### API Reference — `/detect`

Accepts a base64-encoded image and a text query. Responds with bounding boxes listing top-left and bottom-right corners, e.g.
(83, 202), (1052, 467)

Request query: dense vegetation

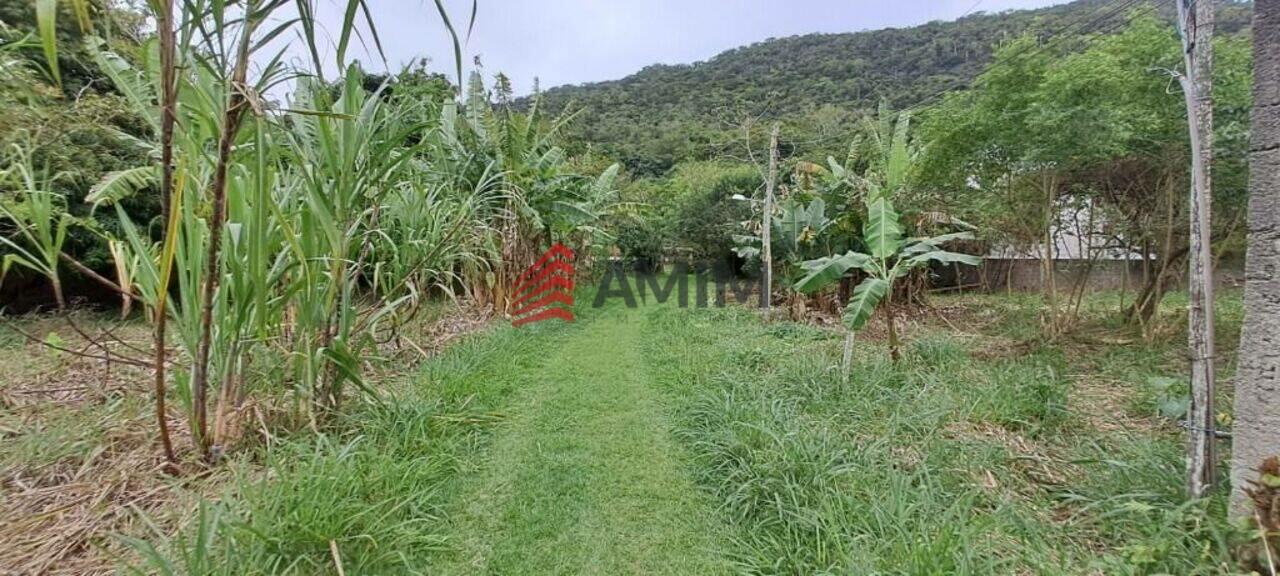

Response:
(0, 0), (618, 467)
(0, 3), (152, 279)
(608, 6), (1253, 344)
(0, 0), (1271, 573)
(531, 0), (1252, 175)
(86, 290), (1242, 574)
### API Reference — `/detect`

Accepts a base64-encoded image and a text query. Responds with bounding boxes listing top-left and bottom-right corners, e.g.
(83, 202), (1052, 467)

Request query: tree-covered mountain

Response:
(526, 0), (1251, 175)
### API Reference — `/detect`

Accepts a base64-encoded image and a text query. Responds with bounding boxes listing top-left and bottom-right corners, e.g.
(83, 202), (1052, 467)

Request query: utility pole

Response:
(1230, 0), (1280, 515)
(762, 123), (779, 312)
(1176, 0), (1216, 498)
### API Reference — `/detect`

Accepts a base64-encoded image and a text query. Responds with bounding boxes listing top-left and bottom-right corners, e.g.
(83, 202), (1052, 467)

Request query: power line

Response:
(981, 0), (1161, 77)
(958, 0), (989, 21)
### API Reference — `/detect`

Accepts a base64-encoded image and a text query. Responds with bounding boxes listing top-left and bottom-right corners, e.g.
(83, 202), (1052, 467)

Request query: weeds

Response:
(643, 292), (1243, 574)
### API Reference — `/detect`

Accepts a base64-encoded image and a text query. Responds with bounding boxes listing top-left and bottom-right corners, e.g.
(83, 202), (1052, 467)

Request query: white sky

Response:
(288, 0), (1075, 94)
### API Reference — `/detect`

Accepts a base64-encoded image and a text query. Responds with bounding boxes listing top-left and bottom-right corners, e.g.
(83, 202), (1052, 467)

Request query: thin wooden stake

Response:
(762, 123), (779, 311)
(1176, 0), (1216, 498)
(329, 540), (346, 576)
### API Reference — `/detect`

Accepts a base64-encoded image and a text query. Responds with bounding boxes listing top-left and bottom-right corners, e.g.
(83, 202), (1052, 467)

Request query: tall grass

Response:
(117, 318), (558, 575)
(642, 300), (1240, 574)
(3, 0), (618, 465)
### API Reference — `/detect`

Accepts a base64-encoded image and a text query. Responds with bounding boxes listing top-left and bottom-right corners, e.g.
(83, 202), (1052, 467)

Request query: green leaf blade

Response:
(794, 251), (872, 294)
(36, 0), (61, 88)
(863, 197), (903, 260)
(844, 277), (888, 331)
(900, 249), (981, 276)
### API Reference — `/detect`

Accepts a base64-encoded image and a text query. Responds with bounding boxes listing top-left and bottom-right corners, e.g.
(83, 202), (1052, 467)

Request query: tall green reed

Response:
(7, 0), (615, 467)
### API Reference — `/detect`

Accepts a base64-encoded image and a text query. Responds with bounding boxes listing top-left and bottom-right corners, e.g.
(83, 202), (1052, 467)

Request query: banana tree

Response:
(794, 195), (978, 370)
(732, 196), (837, 317)
(733, 197), (832, 262)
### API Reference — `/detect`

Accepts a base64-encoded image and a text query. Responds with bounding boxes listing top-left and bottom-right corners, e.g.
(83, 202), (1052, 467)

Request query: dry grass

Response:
(0, 311), (204, 575)
(0, 303), (492, 575)
(1067, 374), (1165, 434)
(375, 301), (493, 368)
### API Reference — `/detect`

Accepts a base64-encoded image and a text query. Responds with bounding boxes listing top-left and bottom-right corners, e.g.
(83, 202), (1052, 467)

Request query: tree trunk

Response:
(838, 276), (852, 313)
(1231, 0), (1280, 514)
(762, 123), (778, 312)
(50, 275), (65, 311)
(885, 301), (901, 363)
(840, 329), (854, 380)
(190, 19), (254, 459)
(1127, 168), (1186, 328)
(1176, 0), (1216, 498)
(151, 0), (178, 469)
(1127, 244), (1190, 326)
(1041, 172), (1060, 335)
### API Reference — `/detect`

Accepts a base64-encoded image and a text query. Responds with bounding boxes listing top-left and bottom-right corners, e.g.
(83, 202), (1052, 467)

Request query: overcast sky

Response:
(296, 0), (1073, 94)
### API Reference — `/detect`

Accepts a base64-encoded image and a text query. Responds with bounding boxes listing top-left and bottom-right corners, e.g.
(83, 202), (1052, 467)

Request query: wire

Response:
(958, 0), (988, 20)
(985, 0), (1160, 76)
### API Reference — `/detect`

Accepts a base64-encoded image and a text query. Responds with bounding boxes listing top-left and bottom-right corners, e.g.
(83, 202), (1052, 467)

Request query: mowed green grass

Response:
(136, 289), (1243, 575)
(428, 304), (730, 575)
(127, 298), (731, 575)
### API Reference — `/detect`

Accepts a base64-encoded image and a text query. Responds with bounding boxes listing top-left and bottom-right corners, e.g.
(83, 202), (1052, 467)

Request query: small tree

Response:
(794, 195), (978, 370)
(793, 106), (980, 370)
(733, 198), (833, 271)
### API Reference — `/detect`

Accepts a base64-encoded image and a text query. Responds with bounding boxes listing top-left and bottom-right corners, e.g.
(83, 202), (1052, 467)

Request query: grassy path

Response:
(163, 292), (1239, 573)
(429, 305), (730, 575)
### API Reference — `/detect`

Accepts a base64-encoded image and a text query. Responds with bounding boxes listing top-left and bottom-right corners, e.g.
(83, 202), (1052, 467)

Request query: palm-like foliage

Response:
(795, 196), (978, 361)
(825, 104), (921, 206)
(0, 144), (73, 308)
(4, 0), (618, 464)
(439, 72), (620, 310)
(733, 197), (834, 281)
(795, 107), (978, 364)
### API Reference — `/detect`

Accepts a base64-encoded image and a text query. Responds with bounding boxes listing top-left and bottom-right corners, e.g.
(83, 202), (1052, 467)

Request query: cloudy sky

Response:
(297, 0), (1072, 94)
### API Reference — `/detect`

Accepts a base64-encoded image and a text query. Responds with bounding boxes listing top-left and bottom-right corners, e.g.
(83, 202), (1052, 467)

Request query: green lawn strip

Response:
(428, 303), (731, 575)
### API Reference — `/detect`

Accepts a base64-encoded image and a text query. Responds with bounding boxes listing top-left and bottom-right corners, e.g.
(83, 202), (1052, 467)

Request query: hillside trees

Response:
(532, 0), (1253, 176)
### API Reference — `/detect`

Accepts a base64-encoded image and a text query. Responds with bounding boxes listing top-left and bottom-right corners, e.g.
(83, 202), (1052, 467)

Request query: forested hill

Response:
(527, 0), (1251, 175)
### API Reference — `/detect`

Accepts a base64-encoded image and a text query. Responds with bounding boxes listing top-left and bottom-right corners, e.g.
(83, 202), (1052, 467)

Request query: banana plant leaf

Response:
(844, 276), (889, 331)
(794, 250), (872, 294)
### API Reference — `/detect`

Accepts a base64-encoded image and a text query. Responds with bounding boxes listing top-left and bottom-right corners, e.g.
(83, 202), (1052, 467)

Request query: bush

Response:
(666, 162), (759, 264)
(614, 217), (666, 272)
